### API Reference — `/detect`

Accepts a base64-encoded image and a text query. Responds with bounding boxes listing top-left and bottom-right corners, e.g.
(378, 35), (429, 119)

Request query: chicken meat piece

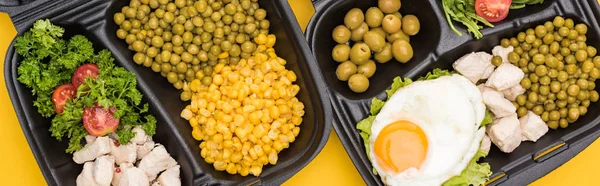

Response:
(73, 136), (112, 164)
(85, 135), (97, 144)
(138, 145), (178, 181)
(501, 84), (526, 101)
(119, 163), (149, 186)
(156, 165), (181, 186)
(76, 162), (102, 186)
(487, 114), (522, 153)
(477, 84), (495, 94)
(519, 111), (549, 142)
(111, 166), (123, 186)
(93, 155), (114, 186)
(110, 140), (137, 165)
(486, 63), (524, 91)
(453, 52), (496, 83)
(132, 126), (149, 145)
(137, 140), (156, 160)
(482, 88), (516, 118)
(492, 45), (515, 64)
(480, 135), (492, 154)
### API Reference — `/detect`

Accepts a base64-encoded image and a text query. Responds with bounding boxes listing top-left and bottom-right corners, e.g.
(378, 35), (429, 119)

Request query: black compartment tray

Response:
(3, 0), (332, 185)
(306, 0), (600, 185)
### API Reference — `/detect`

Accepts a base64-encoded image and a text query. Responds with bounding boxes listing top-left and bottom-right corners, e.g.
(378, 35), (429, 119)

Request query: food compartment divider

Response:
(4, 0), (333, 185)
(305, 0), (600, 185)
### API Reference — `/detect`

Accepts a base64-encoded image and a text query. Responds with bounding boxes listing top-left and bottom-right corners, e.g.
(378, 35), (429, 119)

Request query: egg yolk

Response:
(374, 120), (428, 174)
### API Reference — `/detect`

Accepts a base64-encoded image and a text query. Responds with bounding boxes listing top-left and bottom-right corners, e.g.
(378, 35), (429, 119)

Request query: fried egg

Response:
(369, 74), (486, 186)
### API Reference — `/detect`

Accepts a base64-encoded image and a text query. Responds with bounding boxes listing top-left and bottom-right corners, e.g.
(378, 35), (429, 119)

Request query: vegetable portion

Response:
(510, 0), (544, 9)
(15, 19), (157, 153)
(475, 0), (512, 23)
(442, 0), (494, 39)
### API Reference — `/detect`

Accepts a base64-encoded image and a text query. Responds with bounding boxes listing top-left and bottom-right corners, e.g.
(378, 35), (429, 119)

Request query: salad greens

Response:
(355, 69), (493, 183)
(15, 19), (156, 153)
(441, 0), (494, 39)
(511, 0), (545, 9)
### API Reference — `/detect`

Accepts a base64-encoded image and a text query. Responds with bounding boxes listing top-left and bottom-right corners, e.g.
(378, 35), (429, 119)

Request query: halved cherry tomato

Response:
(82, 105), (120, 136)
(72, 64), (99, 87)
(51, 84), (77, 114)
(475, 0), (512, 23)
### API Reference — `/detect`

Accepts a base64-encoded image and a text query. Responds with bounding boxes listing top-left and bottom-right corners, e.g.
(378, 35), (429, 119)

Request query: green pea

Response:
(529, 92), (539, 103)
(541, 111), (550, 122)
(517, 107), (528, 117)
(540, 76), (551, 85)
(532, 54), (545, 65)
(508, 52), (520, 63)
(568, 107), (580, 120)
(517, 95), (527, 106)
(521, 78), (532, 89)
(501, 38), (511, 48)
(492, 56), (503, 66)
(591, 90), (599, 102)
(535, 65), (548, 76)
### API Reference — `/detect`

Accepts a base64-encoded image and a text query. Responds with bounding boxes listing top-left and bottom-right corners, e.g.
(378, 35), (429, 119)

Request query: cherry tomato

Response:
(82, 105), (120, 136)
(72, 64), (100, 87)
(51, 84), (77, 114)
(475, 0), (512, 23)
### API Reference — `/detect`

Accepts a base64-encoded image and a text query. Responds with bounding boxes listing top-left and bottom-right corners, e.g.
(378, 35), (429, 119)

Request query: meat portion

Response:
(76, 162), (101, 186)
(501, 84), (526, 101)
(138, 145), (178, 181)
(480, 135), (492, 154)
(453, 52), (496, 83)
(487, 114), (522, 153)
(156, 165), (181, 186)
(492, 45), (514, 64)
(137, 140), (156, 160)
(486, 63), (524, 91)
(110, 140), (137, 165)
(85, 135), (97, 144)
(119, 163), (149, 186)
(519, 111), (549, 142)
(92, 155), (114, 186)
(73, 136), (112, 164)
(112, 166), (123, 186)
(482, 88), (516, 118)
(132, 126), (149, 145)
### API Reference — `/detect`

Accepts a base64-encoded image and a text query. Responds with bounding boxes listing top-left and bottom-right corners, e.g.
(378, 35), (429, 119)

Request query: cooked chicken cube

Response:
(93, 155), (114, 186)
(138, 145), (178, 181)
(477, 84), (495, 94)
(85, 135), (97, 144)
(73, 136), (112, 164)
(111, 166), (123, 186)
(492, 45), (514, 64)
(487, 114), (522, 153)
(519, 111), (549, 142)
(453, 52), (496, 83)
(137, 140), (156, 160)
(482, 89), (516, 118)
(486, 63), (524, 91)
(480, 135), (492, 154)
(76, 162), (101, 186)
(119, 163), (149, 186)
(132, 126), (149, 145)
(501, 84), (526, 101)
(156, 165), (181, 186)
(110, 140), (137, 165)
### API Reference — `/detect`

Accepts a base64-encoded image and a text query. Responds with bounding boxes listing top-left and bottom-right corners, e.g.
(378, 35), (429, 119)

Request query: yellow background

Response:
(0, 0), (598, 185)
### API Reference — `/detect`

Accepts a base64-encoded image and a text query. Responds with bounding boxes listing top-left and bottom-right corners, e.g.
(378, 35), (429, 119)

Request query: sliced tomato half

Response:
(475, 0), (512, 23)
(72, 64), (100, 87)
(83, 105), (120, 136)
(51, 84), (77, 114)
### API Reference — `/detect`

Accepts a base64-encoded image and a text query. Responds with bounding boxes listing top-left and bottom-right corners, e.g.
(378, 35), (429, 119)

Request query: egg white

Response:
(369, 74), (486, 186)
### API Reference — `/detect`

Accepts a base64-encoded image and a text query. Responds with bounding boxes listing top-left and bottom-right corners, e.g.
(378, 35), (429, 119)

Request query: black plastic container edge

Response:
(3, 0), (333, 185)
(306, 0), (600, 185)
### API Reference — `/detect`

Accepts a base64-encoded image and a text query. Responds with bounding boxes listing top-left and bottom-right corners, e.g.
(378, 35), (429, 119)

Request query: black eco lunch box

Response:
(1, 0), (332, 185)
(306, 0), (600, 185)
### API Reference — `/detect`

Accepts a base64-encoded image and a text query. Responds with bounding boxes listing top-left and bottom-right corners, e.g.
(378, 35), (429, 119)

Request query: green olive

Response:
(332, 44), (351, 62)
(364, 31), (386, 52)
(370, 27), (387, 39)
(344, 8), (365, 30)
(382, 14), (402, 34)
(387, 30), (410, 43)
(348, 74), (370, 93)
(336, 61), (358, 81)
(379, 0), (401, 13)
(401, 15), (420, 36)
(350, 43), (372, 65)
(358, 60), (377, 78)
(392, 39), (413, 63)
(375, 43), (393, 63)
(351, 22), (369, 41)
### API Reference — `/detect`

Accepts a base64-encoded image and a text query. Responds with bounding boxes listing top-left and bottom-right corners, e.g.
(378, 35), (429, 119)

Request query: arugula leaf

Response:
(441, 0), (494, 39)
(443, 150), (492, 186)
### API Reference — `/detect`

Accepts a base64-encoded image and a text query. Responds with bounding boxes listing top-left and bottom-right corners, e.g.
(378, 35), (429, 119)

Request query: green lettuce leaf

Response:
(443, 150), (492, 186)
(481, 109), (493, 127)
(370, 98), (384, 116)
